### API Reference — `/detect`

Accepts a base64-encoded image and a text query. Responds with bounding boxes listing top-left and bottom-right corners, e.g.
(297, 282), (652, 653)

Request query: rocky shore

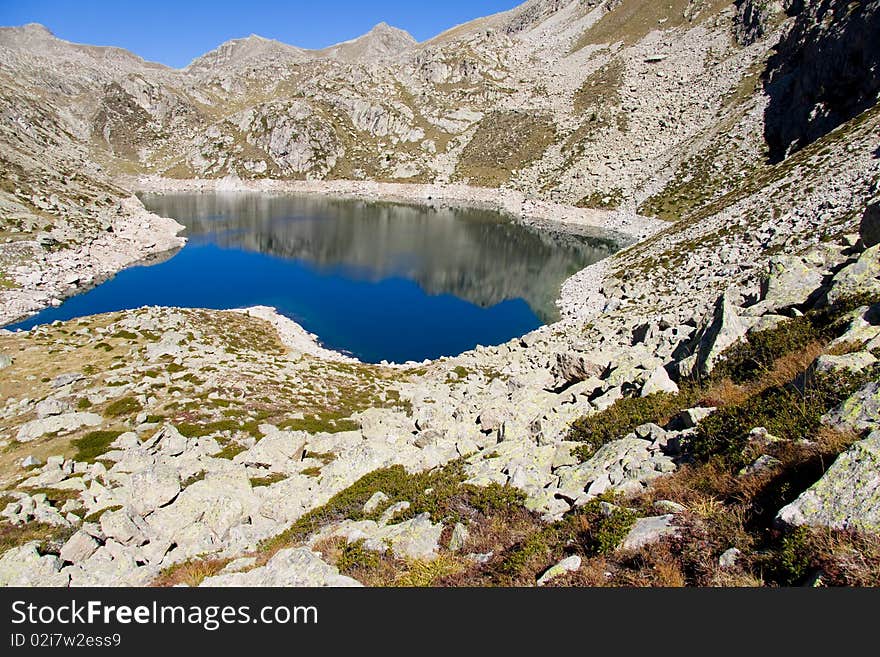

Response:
(0, 197), (186, 326)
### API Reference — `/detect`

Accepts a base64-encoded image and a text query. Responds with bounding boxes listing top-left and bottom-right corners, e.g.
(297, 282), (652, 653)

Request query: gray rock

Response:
(379, 501), (410, 525)
(200, 548), (361, 587)
(826, 244), (880, 305)
(0, 353), (12, 369)
(59, 530), (100, 563)
(653, 500), (687, 514)
(128, 465), (181, 516)
(35, 397), (70, 418)
(449, 522), (469, 552)
(16, 412), (103, 442)
(814, 352), (877, 374)
(20, 455), (42, 468)
(374, 513), (442, 560)
(620, 515), (677, 551)
(824, 382), (880, 434)
(739, 454), (782, 476)
(776, 431), (880, 532)
(719, 547), (742, 569)
(551, 351), (605, 387)
(0, 542), (68, 586)
(537, 555), (581, 586)
(679, 406), (716, 429)
(100, 508), (147, 546)
(640, 366), (678, 397)
(688, 290), (749, 376)
(758, 255), (824, 312)
(363, 491), (389, 514)
(52, 372), (83, 388)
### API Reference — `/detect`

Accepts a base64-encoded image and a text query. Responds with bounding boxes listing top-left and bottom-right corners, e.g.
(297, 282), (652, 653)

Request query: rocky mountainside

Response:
(0, 0), (879, 587)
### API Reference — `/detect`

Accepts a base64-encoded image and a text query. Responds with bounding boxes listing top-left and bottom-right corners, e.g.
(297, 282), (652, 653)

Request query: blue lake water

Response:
(6, 193), (621, 363)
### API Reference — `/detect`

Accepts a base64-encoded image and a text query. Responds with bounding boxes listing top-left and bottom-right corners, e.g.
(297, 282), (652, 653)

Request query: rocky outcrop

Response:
(777, 431), (880, 532)
(763, 0), (880, 161)
(733, 0), (778, 45)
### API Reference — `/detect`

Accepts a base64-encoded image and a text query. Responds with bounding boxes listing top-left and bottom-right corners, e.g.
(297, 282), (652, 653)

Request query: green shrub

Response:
(569, 390), (697, 461)
(466, 483), (526, 515)
(689, 366), (878, 464)
(338, 539), (381, 573)
(715, 316), (821, 384)
(576, 499), (637, 556)
(72, 430), (124, 462)
(104, 396), (142, 418)
(762, 527), (814, 585)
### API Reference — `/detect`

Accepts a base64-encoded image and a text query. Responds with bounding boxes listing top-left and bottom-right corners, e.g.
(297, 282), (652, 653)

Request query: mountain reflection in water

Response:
(7, 193), (622, 363)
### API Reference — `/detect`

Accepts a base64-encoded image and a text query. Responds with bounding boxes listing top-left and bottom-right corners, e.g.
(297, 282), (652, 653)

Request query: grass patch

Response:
(22, 487), (81, 505)
(250, 473), (286, 487)
(104, 396), (142, 418)
(279, 414), (359, 434)
(569, 390), (699, 461)
(263, 462), (527, 554)
(0, 521), (74, 555)
(454, 110), (557, 187)
(214, 442), (247, 460)
(72, 430), (124, 463)
(304, 451), (336, 465)
(82, 505), (122, 523)
(153, 558), (231, 587)
(688, 366), (879, 466)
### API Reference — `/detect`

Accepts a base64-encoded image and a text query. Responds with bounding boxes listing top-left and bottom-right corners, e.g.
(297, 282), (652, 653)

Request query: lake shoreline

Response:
(3, 178), (663, 365)
(129, 176), (666, 352)
(129, 176), (665, 243)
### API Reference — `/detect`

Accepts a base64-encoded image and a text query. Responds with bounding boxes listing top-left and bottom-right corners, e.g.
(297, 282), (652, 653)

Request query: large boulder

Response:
(0, 542), (69, 586)
(16, 412), (103, 442)
(200, 547), (361, 587)
(826, 244), (880, 305)
(127, 464), (181, 516)
(620, 515), (678, 551)
(550, 352), (606, 388)
(824, 382), (880, 434)
(776, 431), (880, 532)
(752, 255), (824, 314)
(59, 530), (100, 564)
(640, 366), (678, 397)
(681, 291), (748, 377)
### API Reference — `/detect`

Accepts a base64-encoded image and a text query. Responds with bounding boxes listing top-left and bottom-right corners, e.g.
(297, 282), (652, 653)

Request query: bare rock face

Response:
(680, 291), (748, 377)
(733, 0), (779, 45)
(763, 0), (880, 161)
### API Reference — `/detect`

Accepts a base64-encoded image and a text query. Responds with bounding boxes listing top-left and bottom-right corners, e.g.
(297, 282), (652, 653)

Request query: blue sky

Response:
(0, 0), (522, 68)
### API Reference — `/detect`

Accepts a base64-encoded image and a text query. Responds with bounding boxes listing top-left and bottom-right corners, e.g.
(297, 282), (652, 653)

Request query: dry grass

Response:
(454, 111), (557, 186)
(152, 558), (231, 587)
(700, 340), (826, 408)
